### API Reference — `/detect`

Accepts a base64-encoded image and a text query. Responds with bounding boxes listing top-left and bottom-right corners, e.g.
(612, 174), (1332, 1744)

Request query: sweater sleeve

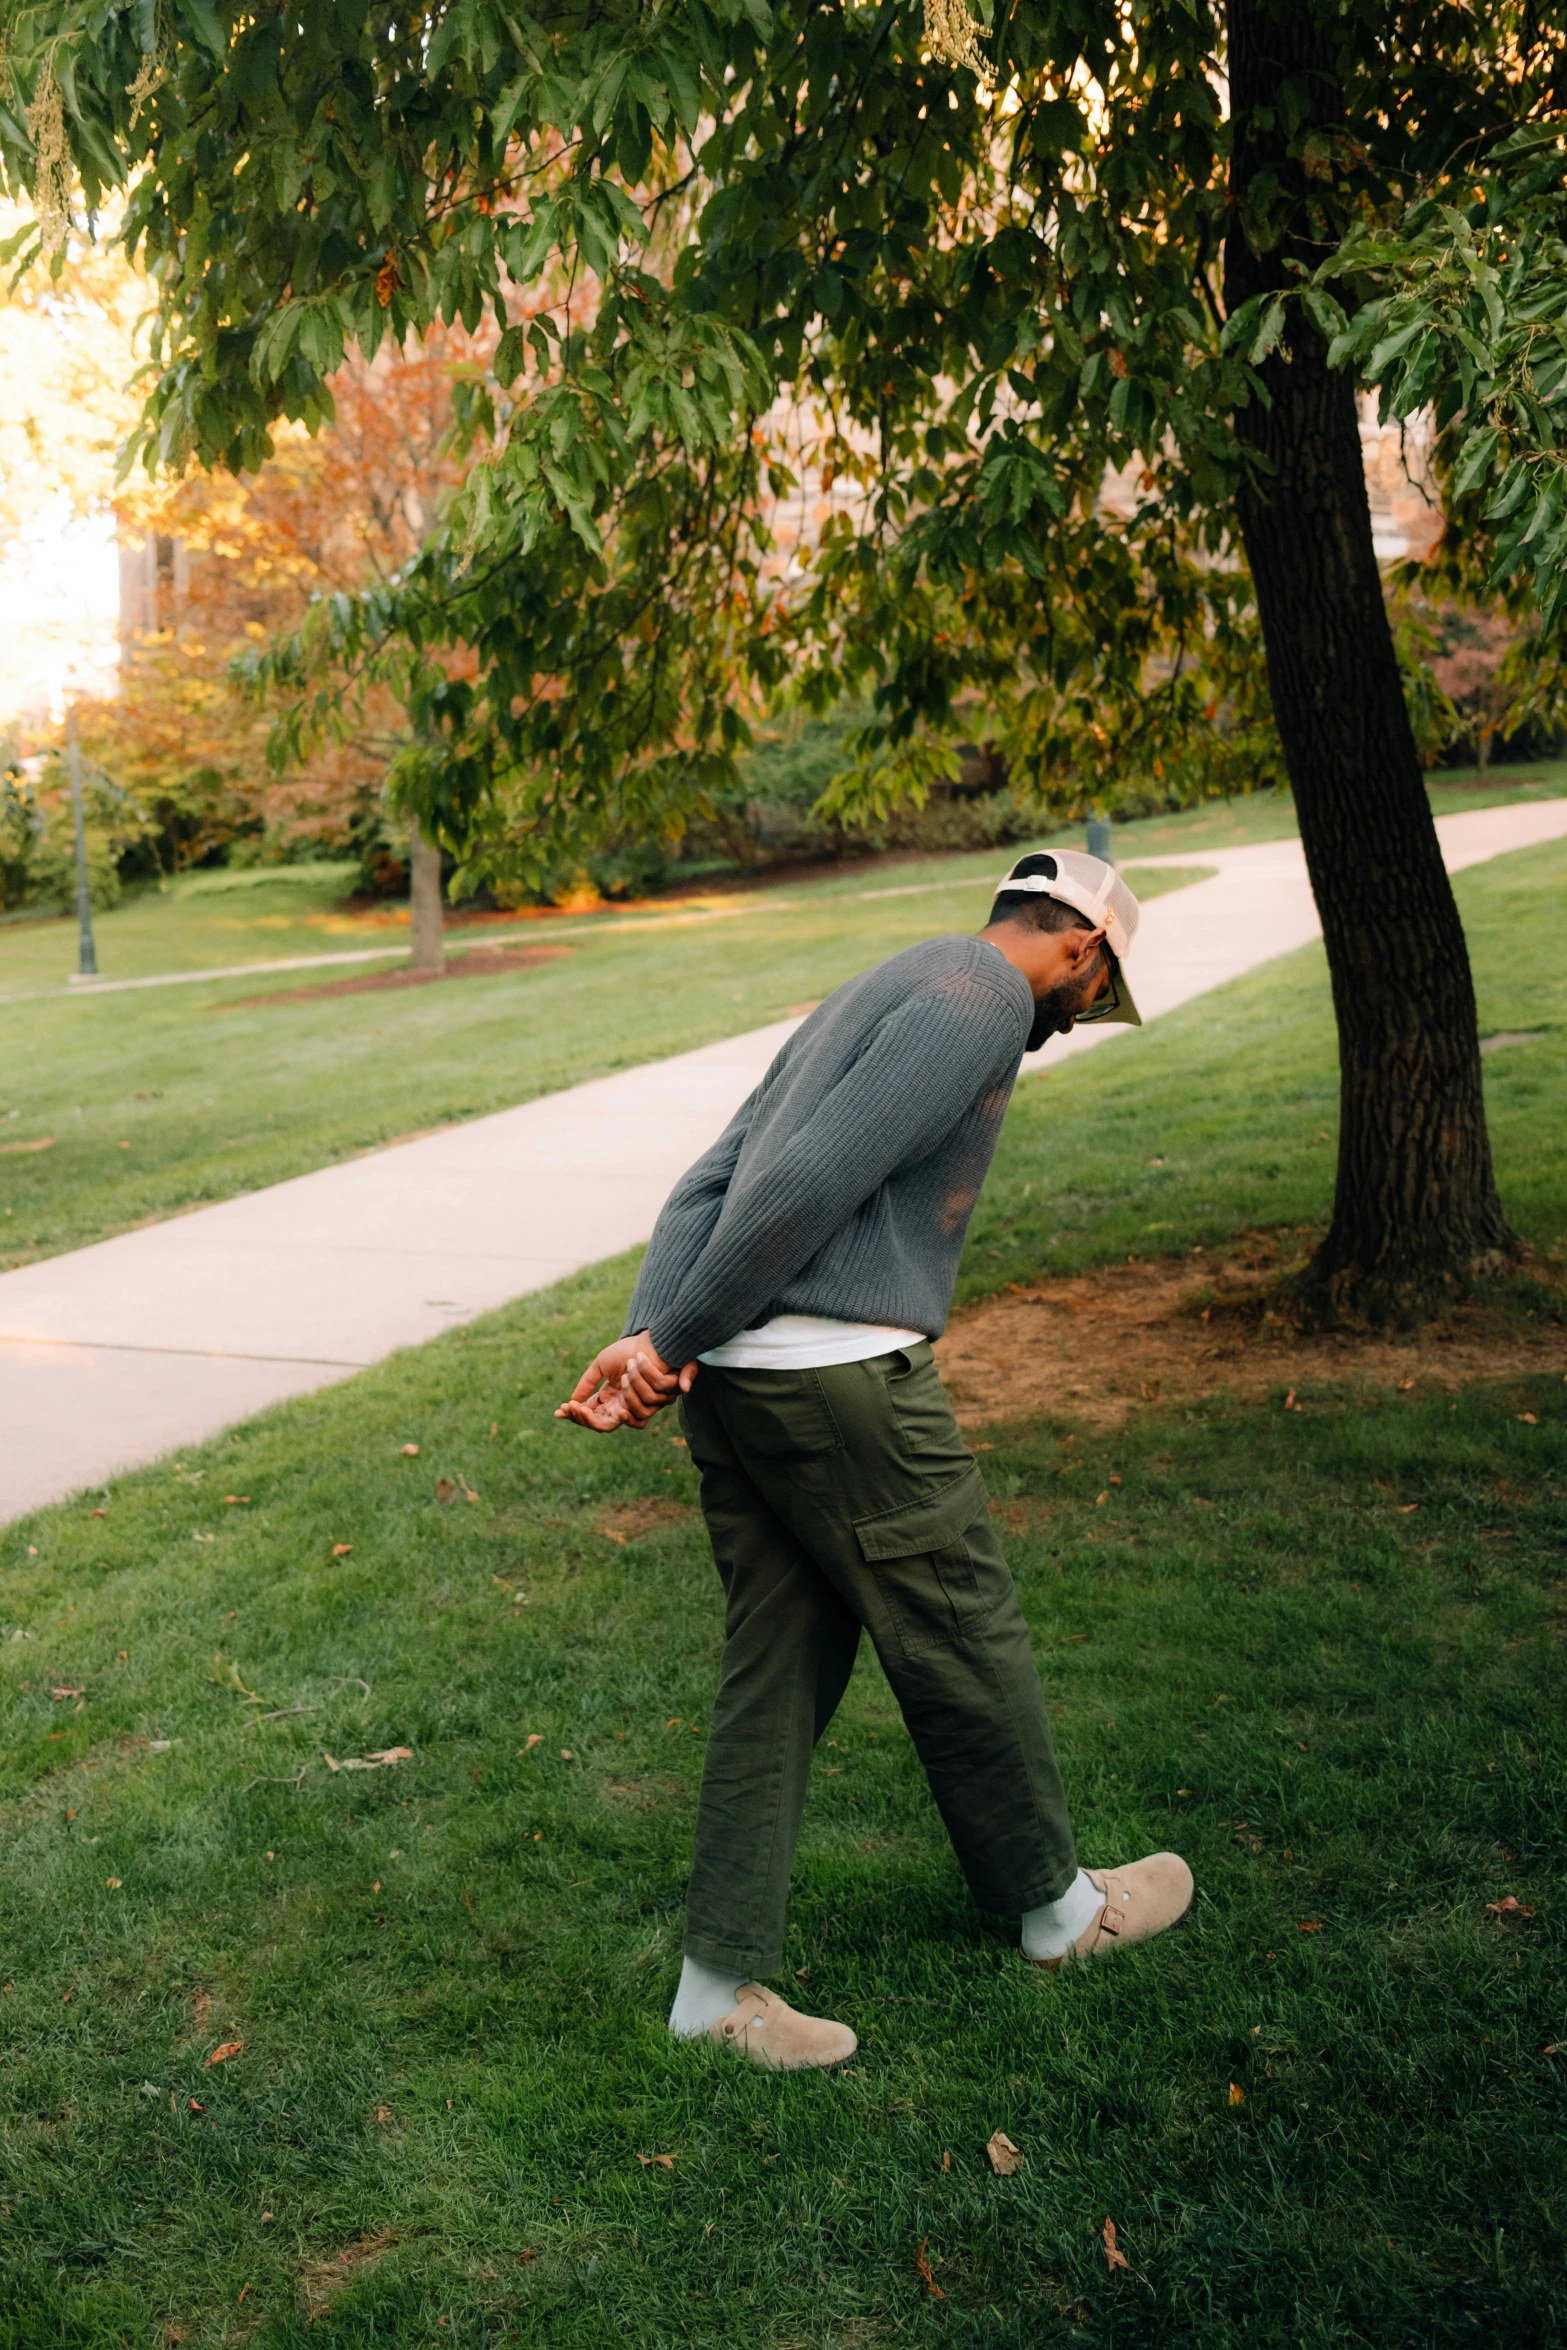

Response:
(647, 975), (1025, 1367)
(620, 1084), (762, 1342)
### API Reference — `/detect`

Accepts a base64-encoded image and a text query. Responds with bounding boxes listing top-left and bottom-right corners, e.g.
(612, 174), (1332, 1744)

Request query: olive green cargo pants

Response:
(678, 1342), (1078, 1976)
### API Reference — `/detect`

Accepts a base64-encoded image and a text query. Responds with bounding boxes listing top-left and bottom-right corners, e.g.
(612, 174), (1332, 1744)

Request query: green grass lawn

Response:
(2, 826), (1564, 2346)
(0, 851), (1207, 1270)
(4, 768), (1565, 1275)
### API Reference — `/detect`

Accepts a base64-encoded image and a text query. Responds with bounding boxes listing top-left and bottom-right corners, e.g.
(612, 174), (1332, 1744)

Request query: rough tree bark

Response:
(1224, 0), (1517, 1322)
(408, 816), (445, 978)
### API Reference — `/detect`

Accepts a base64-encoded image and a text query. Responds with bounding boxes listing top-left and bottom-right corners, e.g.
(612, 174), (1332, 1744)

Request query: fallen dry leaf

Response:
(105, 1876), (122, 1890)
(1103, 2216), (1130, 2273)
(331, 1543), (354, 1557)
(916, 2239), (946, 2298)
(223, 1495), (250, 1505)
(88, 1508), (105, 1519)
(50, 1686), (85, 1701)
(941, 2149), (951, 2174)
(1283, 1388), (1297, 1410)
(1518, 1412), (1539, 1425)
(435, 1479), (456, 1503)
(332, 1746), (414, 1773)
(1228, 2081), (1246, 2106)
(205, 2040), (243, 2067)
(188, 2097), (204, 2113)
(1397, 1503), (1419, 1514)
(1485, 1895), (1536, 1919)
(522, 1733), (542, 1752)
(401, 1443), (420, 1456)
(635, 2152), (676, 2169)
(985, 2129), (1024, 2177)
(1298, 1919), (1324, 1933)
(1397, 1378), (1415, 1392)
(375, 2105), (393, 2123)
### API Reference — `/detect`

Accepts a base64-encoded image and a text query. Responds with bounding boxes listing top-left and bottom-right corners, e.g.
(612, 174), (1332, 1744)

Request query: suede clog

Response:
(706, 1983), (857, 2069)
(1029, 1852), (1195, 1967)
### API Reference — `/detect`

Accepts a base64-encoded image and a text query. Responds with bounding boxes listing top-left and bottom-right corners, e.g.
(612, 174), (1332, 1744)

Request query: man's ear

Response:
(1072, 923), (1108, 970)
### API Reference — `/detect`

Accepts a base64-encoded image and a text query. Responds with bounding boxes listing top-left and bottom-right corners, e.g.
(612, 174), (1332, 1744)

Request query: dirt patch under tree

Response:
(214, 944), (572, 1009)
(936, 1233), (1567, 1430)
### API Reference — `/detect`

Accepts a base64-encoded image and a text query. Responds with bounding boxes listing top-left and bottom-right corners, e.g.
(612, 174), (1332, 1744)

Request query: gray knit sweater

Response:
(624, 935), (1035, 1367)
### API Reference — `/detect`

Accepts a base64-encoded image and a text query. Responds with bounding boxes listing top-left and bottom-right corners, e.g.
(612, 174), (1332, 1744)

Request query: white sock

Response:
(668, 1954), (745, 2037)
(1021, 1869), (1104, 1962)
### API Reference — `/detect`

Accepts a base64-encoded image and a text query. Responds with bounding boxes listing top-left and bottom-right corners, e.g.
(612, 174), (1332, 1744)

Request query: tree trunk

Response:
(1224, 0), (1516, 1322)
(408, 817), (445, 978)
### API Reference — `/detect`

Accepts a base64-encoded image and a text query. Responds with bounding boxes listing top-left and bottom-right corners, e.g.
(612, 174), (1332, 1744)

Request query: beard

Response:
(1026, 982), (1093, 1052)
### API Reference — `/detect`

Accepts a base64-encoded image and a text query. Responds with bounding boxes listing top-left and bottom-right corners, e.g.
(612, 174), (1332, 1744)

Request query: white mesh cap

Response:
(992, 849), (1143, 1026)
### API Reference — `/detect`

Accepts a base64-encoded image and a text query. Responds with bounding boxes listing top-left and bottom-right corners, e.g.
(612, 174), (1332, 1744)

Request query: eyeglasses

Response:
(1070, 952), (1123, 1024)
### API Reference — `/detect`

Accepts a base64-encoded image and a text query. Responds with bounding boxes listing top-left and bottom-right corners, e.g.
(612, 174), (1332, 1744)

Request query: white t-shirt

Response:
(698, 1313), (925, 1371)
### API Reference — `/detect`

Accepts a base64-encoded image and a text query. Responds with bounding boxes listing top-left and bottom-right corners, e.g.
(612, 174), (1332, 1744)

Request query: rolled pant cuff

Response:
(684, 1928), (779, 1980)
(1000, 1862), (1081, 1914)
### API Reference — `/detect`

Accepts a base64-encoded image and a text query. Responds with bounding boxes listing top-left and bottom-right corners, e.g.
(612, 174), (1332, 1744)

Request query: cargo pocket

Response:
(852, 1460), (999, 1658)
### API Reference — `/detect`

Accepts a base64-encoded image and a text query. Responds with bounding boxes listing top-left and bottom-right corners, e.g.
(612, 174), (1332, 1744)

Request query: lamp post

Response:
(1086, 813), (1114, 865)
(67, 719), (99, 980)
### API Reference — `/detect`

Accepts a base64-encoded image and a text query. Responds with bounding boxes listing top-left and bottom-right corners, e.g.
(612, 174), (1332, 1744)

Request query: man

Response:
(557, 850), (1194, 2068)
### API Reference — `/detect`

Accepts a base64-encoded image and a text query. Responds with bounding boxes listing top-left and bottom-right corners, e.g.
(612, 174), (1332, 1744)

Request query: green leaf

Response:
(1485, 457), (1532, 522)
(1248, 299), (1288, 366)
(493, 324), (529, 388)
(1452, 425), (1500, 498)
(1366, 319), (1425, 378)
(183, 0), (229, 62)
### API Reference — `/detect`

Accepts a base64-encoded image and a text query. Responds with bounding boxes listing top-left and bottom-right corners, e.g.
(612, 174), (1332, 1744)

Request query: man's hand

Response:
(554, 1332), (697, 1433)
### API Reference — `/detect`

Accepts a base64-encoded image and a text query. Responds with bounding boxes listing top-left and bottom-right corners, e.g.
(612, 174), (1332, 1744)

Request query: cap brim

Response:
(1084, 952), (1142, 1028)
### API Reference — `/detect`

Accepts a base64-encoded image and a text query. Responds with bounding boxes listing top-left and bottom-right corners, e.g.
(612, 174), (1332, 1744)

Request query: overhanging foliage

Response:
(1, 3), (1562, 871)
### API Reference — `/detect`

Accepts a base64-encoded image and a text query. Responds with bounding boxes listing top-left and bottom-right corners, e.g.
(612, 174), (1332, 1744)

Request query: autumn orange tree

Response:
(81, 327), (489, 880)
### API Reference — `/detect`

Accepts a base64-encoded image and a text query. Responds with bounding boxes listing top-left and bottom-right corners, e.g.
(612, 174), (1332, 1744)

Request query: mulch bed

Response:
(213, 945), (573, 1009)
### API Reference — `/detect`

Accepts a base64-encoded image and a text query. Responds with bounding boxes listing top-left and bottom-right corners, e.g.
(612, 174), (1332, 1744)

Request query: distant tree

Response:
(94, 330), (486, 904)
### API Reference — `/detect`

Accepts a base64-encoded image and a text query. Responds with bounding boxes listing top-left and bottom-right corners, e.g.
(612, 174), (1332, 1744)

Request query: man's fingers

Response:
(567, 1354), (611, 1405)
(622, 1356), (676, 1412)
(556, 1393), (625, 1432)
(677, 1360), (700, 1393)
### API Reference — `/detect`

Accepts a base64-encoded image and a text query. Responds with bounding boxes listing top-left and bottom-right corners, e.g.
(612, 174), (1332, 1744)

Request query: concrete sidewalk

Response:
(4, 797), (1564, 1522)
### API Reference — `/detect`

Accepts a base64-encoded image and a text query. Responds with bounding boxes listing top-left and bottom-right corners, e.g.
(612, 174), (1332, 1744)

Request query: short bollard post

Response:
(68, 723), (99, 981)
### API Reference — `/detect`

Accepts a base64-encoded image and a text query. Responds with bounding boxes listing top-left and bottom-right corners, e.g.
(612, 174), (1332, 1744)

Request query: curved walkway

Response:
(3, 798), (1564, 1523)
